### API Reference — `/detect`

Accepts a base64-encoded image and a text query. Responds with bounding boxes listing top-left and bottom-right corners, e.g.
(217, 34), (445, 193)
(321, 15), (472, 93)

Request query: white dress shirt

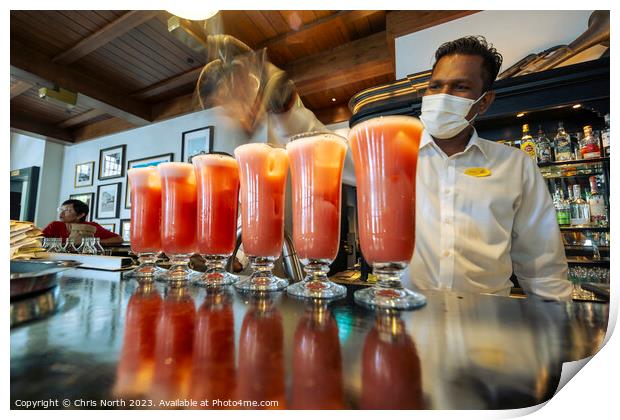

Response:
(405, 129), (573, 300)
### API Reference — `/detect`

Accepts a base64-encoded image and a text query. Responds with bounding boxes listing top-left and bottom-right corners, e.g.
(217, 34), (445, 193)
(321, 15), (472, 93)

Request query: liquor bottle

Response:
(588, 176), (607, 226)
(553, 190), (570, 226)
(535, 126), (552, 164)
(579, 125), (602, 159)
(570, 184), (590, 226)
(554, 121), (572, 161)
(520, 124), (536, 160)
(601, 114), (610, 157)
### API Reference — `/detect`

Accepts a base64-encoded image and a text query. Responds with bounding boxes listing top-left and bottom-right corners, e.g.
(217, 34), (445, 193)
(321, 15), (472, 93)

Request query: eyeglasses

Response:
(57, 207), (76, 213)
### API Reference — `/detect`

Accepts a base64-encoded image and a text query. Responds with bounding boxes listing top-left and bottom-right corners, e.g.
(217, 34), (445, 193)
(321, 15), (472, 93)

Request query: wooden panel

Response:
(11, 88), (92, 124)
(386, 10), (478, 39)
(53, 11), (160, 65)
(72, 116), (136, 142)
(11, 111), (74, 142)
(58, 109), (108, 128)
(286, 31), (392, 96)
(10, 80), (34, 99)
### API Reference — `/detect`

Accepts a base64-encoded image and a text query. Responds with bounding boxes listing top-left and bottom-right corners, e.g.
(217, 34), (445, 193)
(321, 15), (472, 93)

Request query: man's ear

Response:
(477, 90), (495, 115)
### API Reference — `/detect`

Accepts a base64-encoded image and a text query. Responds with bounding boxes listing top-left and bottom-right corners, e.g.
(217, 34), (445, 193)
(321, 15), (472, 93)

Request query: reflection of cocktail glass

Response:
(192, 153), (240, 287)
(286, 132), (347, 300)
(361, 310), (423, 409)
(158, 163), (198, 285)
(123, 167), (166, 280)
(349, 116), (427, 310)
(292, 301), (344, 409)
(234, 143), (289, 292)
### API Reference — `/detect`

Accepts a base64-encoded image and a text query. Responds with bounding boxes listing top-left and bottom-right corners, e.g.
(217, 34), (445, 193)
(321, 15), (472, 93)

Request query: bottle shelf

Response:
(560, 226), (609, 232)
(564, 245), (609, 252)
(567, 257), (610, 266)
(538, 156), (609, 168)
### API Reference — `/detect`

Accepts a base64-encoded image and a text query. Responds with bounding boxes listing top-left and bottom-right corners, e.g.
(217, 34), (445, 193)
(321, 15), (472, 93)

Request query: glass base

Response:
(122, 253), (166, 281)
(157, 254), (199, 286)
(354, 262), (427, 310)
(192, 254), (239, 287)
(354, 286), (427, 310)
(287, 259), (346, 300)
(233, 256), (288, 292)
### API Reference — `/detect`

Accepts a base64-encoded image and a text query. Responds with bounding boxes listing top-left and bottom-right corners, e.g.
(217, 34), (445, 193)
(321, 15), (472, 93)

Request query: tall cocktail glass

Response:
(234, 143), (289, 292)
(286, 132), (347, 299)
(124, 167), (166, 280)
(193, 153), (240, 287)
(158, 162), (198, 285)
(349, 115), (426, 310)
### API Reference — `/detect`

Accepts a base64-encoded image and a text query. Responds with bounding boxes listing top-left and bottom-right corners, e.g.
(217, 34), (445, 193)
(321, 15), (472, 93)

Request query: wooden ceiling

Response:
(10, 10), (476, 144)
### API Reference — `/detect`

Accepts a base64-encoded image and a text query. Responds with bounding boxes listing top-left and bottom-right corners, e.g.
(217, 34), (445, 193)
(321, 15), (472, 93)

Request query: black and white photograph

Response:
(120, 219), (131, 242)
(96, 183), (121, 219)
(74, 161), (94, 188)
(98, 145), (126, 180)
(181, 126), (214, 163)
(68, 192), (95, 222)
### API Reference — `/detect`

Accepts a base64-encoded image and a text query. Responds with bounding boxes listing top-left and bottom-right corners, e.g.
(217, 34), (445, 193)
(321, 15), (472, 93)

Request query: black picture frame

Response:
(96, 183), (122, 219)
(125, 153), (174, 209)
(99, 222), (116, 233)
(98, 145), (126, 180)
(181, 126), (214, 163)
(69, 192), (95, 222)
(74, 161), (95, 188)
(120, 219), (131, 242)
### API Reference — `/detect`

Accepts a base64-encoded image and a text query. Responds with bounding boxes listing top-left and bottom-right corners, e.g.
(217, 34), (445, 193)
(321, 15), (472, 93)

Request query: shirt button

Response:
(442, 250), (450, 257)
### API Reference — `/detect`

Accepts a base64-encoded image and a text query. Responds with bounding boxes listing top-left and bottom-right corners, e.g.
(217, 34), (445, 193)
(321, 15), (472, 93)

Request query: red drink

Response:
(193, 154), (239, 256)
(158, 163), (197, 255)
(128, 167), (162, 253)
(286, 132), (348, 300)
(235, 143), (288, 257)
(234, 143), (289, 292)
(287, 133), (346, 261)
(349, 116), (422, 263)
(349, 116), (427, 310)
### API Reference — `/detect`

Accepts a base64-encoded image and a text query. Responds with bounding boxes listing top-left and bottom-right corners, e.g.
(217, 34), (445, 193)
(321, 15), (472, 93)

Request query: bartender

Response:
(408, 35), (572, 300)
(42, 199), (123, 245)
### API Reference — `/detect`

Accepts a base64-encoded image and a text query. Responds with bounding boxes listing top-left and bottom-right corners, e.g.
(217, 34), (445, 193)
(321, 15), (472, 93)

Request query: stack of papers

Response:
(10, 221), (47, 260)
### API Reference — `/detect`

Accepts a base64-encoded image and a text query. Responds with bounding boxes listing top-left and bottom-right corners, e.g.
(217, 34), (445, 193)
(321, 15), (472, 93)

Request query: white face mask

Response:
(420, 93), (486, 140)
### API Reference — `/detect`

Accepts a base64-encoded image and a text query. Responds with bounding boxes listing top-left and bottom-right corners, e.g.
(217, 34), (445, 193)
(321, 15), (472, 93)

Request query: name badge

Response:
(464, 167), (491, 177)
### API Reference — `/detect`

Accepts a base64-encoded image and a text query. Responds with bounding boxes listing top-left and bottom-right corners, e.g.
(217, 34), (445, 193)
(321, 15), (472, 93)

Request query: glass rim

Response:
(349, 114), (421, 130)
(288, 131), (347, 143)
(234, 141), (286, 152)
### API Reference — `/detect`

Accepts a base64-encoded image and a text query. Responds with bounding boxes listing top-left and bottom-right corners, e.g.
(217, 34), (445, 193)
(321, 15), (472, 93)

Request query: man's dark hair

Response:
(62, 199), (89, 222)
(433, 36), (503, 92)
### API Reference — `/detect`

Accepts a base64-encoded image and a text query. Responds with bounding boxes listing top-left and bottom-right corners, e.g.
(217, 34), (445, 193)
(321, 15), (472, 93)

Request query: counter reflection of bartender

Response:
(42, 199), (123, 245)
(406, 36), (572, 300)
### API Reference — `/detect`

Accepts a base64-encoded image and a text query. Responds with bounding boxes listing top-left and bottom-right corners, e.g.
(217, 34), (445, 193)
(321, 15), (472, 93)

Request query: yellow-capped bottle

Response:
(520, 124), (537, 160)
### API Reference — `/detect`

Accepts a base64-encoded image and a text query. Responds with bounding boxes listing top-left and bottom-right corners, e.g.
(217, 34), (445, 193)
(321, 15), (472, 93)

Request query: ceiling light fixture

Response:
(166, 10), (219, 21)
(516, 112), (525, 118)
(572, 104), (582, 109)
(332, 98), (337, 102)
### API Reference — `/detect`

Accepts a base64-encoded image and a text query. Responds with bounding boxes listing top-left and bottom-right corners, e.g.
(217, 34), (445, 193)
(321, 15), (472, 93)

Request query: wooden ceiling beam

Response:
(314, 104), (352, 125)
(58, 109), (107, 128)
(10, 80), (34, 99)
(131, 66), (203, 100)
(255, 10), (379, 51)
(11, 112), (74, 143)
(72, 116), (136, 143)
(11, 38), (151, 126)
(286, 31), (392, 96)
(52, 11), (161, 65)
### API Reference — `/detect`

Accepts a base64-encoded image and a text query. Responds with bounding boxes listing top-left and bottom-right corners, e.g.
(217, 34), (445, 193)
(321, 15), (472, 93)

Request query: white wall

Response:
(10, 133), (46, 171)
(58, 107), (266, 232)
(395, 10), (594, 78)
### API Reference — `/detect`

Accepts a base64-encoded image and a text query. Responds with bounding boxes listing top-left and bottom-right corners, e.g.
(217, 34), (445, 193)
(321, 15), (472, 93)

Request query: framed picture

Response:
(125, 153), (174, 209)
(181, 126), (214, 163)
(120, 219), (131, 242)
(99, 222), (116, 233)
(74, 161), (94, 188)
(99, 145), (126, 180)
(96, 183), (122, 219)
(69, 192), (95, 222)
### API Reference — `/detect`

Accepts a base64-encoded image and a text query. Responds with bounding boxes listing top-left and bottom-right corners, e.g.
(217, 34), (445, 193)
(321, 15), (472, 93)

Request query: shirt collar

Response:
(420, 128), (489, 160)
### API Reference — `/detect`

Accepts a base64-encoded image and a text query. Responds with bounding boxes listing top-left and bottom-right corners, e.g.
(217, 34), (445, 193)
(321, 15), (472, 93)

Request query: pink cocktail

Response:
(125, 167), (165, 279)
(193, 153), (240, 286)
(349, 115), (426, 310)
(158, 162), (198, 284)
(234, 143), (289, 292)
(286, 132), (347, 299)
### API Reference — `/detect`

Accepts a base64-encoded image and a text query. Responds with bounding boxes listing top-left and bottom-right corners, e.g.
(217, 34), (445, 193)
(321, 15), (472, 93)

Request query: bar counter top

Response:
(11, 269), (608, 410)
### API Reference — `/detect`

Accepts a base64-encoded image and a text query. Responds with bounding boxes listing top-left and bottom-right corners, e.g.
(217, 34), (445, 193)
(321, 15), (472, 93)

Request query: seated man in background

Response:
(42, 199), (123, 245)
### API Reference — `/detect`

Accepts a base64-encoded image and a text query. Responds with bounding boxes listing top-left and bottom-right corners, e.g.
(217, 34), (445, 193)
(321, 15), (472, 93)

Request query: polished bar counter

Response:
(11, 269), (608, 410)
